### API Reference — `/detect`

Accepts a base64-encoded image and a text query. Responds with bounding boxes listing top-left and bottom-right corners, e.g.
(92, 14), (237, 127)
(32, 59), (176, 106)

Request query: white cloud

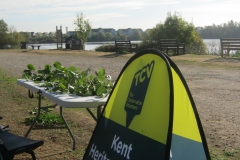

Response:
(88, 13), (128, 22)
(2, 0), (239, 32)
(160, 2), (179, 5)
(176, 0), (240, 26)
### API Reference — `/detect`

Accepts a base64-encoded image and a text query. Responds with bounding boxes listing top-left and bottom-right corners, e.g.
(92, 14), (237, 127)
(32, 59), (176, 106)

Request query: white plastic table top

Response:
(17, 79), (108, 108)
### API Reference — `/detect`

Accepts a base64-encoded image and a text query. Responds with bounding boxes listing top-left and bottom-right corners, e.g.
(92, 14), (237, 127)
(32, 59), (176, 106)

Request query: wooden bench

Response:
(220, 38), (240, 57)
(30, 45), (41, 50)
(159, 39), (185, 55)
(115, 40), (138, 53)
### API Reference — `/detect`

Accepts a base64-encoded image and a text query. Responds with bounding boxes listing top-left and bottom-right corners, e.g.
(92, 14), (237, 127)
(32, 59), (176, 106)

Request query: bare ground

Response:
(0, 49), (240, 159)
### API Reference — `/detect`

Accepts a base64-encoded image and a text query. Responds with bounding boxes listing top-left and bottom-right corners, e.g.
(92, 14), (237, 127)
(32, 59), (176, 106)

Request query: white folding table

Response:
(17, 79), (108, 150)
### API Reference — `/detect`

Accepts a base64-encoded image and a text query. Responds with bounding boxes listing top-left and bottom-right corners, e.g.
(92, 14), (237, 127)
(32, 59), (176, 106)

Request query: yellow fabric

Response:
(172, 68), (202, 142)
(103, 54), (170, 144)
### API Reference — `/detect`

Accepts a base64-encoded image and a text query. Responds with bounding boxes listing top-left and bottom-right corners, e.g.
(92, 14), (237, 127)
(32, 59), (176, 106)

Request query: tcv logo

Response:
(124, 60), (155, 128)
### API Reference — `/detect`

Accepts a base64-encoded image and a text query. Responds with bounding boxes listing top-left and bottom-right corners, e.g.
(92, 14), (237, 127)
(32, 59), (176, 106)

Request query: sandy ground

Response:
(0, 49), (240, 159)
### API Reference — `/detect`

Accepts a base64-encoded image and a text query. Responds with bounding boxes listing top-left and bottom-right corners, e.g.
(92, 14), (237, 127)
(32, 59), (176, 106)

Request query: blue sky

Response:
(1, 0), (239, 33)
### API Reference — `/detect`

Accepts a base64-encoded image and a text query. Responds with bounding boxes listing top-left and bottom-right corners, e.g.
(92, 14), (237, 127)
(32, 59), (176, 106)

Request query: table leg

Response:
(25, 90), (42, 137)
(24, 90), (76, 150)
(86, 108), (97, 121)
(86, 105), (104, 122)
(28, 89), (34, 98)
(97, 105), (104, 120)
(59, 106), (76, 150)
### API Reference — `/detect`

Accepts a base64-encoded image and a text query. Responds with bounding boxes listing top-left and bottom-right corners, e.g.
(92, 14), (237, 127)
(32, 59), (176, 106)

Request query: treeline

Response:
(22, 31), (142, 44)
(87, 30), (142, 42)
(97, 12), (207, 55)
(198, 20), (240, 39)
(0, 19), (25, 49)
(20, 32), (68, 44)
(24, 37), (57, 44)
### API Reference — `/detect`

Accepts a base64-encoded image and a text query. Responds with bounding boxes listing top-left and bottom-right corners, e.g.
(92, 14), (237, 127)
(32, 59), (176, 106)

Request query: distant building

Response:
(117, 28), (143, 36)
(30, 32), (35, 37)
(66, 28), (117, 38)
(89, 28), (117, 37)
(35, 32), (42, 37)
(49, 32), (55, 37)
(144, 29), (152, 33)
(42, 32), (49, 37)
(65, 33), (83, 50)
(66, 31), (75, 37)
(24, 27), (148, 38)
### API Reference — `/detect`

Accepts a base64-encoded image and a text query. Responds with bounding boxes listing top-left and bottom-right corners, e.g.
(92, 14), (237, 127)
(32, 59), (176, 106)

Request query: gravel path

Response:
(0, 51), (128, 81)
(0, 51), (240, 156)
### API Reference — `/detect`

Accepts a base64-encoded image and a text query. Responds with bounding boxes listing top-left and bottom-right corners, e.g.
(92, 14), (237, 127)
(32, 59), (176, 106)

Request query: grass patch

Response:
(1, 53), (240, 159)
(171, 54), (240, 70)
(24, 107), (64, 127)
(210, 147), (240, 160)
(0, 68), (96, 159)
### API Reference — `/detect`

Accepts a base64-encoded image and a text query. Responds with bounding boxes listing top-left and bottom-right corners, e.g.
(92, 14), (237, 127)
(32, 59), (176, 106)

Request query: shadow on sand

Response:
(204, 57), (240, 63)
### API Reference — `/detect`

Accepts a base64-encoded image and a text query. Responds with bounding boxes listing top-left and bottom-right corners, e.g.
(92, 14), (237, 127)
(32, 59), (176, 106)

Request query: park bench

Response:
(30, 45), (41, 50)
(115, 40), (138, 53)
(159, 39), (185, 55)
(220, 38), (240, 57)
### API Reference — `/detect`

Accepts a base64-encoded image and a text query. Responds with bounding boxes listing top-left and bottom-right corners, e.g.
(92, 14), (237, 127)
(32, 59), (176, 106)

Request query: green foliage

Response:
(139, 12), (207, 55)
(137, 40), (159, 52)
(87, 30), (137, 42)
(94, 44), (134, 53)
(199, 20), (240, 39)
(231, 51), (240, 58)
(98, 32), (106, 41)
(128, 29), (142, 41)
(224, 150), (235, 157)
(22, 62), (114, 98)
(0, 19), (9, 49)
(0, 20), (25, 49)
(105, 32), (114, 41)
(185, 39), (208, 55)
(8, 26), (25, 49)
(94, 44), (115, 52)
(25, 108), (64, 127)
(74, 12), (92, 43)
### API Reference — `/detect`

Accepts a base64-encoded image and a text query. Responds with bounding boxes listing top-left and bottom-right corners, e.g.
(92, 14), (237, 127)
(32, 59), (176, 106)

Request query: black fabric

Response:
(0, 131), (43, 160)
(0, 125), (10, 132)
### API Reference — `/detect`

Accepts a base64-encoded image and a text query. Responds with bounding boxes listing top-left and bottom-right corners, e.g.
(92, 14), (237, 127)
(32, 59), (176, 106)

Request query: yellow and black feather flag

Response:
(83, 48), (210, 160)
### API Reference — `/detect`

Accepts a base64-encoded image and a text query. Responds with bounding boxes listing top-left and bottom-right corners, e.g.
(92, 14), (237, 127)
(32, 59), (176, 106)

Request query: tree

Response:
(105, 32), (114, 41)
(20, 32), (31, 43)
(199, 20), (240, 39)
(98, 32), (106, 41)
(140, 12), (207, 54)
(88, 32), (99, 42)
(8, 25), (25, 48)
(129, 29), (142, 40)
(0, 19), (9, 48)
(120, 34), (127, 40)
(74, 12), (91, 43)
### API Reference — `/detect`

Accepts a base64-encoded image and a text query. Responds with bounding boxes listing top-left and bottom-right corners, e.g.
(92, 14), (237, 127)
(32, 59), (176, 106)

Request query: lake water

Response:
(27, 39), (222, 54)
(27, 41), (141, 51)
(203, 39), (221, 54)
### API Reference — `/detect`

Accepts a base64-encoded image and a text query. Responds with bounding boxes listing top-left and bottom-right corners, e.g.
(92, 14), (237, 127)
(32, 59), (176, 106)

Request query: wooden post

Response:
(60, 26), (62, 49)
(220, 38), (223, 57)
(56, 26), (58, 49)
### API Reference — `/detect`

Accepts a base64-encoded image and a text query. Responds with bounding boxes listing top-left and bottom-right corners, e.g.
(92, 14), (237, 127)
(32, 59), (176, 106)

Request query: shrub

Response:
(95, 44), (115, 52)
(231, 51), (240, 58)
(140, 12), (208, 55)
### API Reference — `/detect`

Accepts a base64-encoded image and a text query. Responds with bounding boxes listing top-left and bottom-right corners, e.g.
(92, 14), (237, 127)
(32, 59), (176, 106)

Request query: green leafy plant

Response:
(224, 150), (235, 157)
(22, 62), (113, 97)
(25, 108), (64, 127)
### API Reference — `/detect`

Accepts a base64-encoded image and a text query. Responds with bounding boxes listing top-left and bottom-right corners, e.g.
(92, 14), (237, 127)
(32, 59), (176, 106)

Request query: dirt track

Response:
(0, 50), (240, 159)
